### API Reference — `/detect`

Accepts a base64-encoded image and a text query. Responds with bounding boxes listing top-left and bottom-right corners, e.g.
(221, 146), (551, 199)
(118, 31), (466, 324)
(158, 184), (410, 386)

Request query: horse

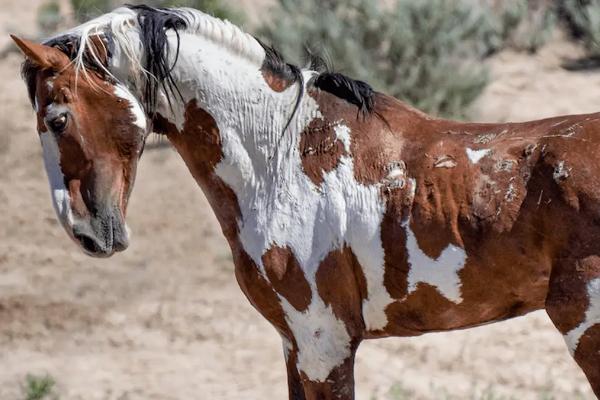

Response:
(11, 5), (600, 399)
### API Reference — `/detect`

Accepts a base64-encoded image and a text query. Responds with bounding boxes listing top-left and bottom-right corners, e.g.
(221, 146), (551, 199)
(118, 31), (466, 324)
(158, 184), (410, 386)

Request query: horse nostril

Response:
(74, 232), (102, 253)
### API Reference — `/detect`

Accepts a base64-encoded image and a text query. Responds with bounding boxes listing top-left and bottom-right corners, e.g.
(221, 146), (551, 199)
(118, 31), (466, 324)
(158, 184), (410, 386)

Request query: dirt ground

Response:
(1, 2), (599, 400)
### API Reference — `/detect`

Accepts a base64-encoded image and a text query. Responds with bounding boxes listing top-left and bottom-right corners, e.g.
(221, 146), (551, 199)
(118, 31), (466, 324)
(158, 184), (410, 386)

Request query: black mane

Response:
(257, 40), (376, 114)
(128, 5), (187, 113)
(22, 5), (376, 119)
(313, 72), (375, 114)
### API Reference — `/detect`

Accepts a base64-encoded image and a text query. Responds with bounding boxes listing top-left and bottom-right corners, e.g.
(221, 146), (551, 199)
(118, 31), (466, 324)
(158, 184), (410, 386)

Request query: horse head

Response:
(12, 35), (148, 257)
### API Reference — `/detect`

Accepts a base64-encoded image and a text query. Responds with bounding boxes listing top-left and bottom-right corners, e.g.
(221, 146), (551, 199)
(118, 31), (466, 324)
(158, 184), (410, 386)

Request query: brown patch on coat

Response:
(307, 89), (412, 186)
(299, 118), (347, 186)
(547, 256), (600, 334)
(381, 189), (411, 302)
(262, 69), (294, 92)
(156, 101), (241, 240)
(283, 346), (306, 400)
(382, 160), (564, 335)
(234, 242), (290, 335)
(315, 247), (367, 337)
(299, 344), (359, 400)
(157, 100), (221, 172)
(262, 246), (312, 312)
(573, 324), (600, 397)
(308, 82), (600, 340)
(158, 102), (293, 335)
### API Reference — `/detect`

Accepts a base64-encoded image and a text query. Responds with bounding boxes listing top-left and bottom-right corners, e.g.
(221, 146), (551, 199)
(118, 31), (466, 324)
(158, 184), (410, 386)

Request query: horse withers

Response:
(12, 5), (600, 399)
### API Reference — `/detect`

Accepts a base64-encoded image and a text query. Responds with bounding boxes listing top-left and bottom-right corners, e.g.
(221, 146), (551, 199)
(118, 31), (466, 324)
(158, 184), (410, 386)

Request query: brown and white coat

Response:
(14, 6), (600, 400)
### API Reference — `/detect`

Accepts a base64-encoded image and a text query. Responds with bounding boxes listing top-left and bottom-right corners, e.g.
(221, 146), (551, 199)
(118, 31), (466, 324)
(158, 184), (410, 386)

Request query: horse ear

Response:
(10, 35), (69, 70)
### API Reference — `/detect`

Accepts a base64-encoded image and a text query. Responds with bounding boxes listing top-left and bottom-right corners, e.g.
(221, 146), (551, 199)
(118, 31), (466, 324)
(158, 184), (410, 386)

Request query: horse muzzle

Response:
(71, 207), (129, 258)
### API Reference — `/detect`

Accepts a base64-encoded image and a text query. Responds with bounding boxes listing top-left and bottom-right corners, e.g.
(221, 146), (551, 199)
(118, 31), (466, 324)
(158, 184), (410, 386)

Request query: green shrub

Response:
(486, 1), (556, 54)
(37, 0), (62, 36)
(23, 374), (58, 400)
(38, 0), (243, 34)
(560, 0), (600, 57)
(258, 0), (558, 119)
(147, 0), (244, 24)
(71, 0), (111, 22)
(259, 0), (495, 118)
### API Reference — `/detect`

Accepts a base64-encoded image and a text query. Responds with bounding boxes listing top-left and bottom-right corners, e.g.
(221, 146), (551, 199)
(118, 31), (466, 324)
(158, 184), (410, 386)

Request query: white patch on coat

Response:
(504, 182), (517, 202)
(334, 124), (351, 153)
(93, 12), (394, 381)
(553, 161), (570, 182)
(114, 84), (147, 131)
(383, 161), (407, 190)
(281, 297), (351, 381)
(565, 278), (600, 355)
(404, 220), (467, 303)
(495, 160), (515, 172)
(386, 168), (404, 180)
(153, 26), (394, 336)
(40, 132), (73, 229)
(466, 148), (492, 164)
(151, 31), (358, 381)
(281, 335), (293, 363)
(434, 155), (457, 169)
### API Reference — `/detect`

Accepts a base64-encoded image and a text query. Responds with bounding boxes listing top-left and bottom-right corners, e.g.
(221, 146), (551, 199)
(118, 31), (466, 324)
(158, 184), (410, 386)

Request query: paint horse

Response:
(12, 5), (600, 399)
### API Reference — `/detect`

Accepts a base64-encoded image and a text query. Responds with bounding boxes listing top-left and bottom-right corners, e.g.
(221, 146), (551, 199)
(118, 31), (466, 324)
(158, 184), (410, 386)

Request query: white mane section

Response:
(46, 7), (143, 83)
(45, 7), (265, 92)
(175, 8), (265, 65)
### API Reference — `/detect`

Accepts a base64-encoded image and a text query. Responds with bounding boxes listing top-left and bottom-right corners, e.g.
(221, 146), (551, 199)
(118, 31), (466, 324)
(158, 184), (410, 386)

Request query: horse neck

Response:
(159, 31), (320, 165)
(150, 30), (321, 237)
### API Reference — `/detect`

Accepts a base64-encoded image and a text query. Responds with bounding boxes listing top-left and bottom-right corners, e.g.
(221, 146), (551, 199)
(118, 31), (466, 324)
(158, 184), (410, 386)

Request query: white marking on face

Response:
(404, 220), (467, 303)
(114, 84), (147, 131)
(40, 131), (74, 230)
(466, 148), (492, 164)
(565, 278), (600, 355)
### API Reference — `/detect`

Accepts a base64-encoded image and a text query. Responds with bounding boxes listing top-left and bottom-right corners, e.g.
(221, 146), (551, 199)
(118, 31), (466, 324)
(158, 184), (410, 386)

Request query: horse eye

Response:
(48, 114), (68, 133)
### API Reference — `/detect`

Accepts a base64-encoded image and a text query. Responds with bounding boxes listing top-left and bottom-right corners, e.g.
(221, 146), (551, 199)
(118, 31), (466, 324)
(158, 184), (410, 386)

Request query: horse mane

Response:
(257, 41), (376, 116)
(21, 5), (376, 118)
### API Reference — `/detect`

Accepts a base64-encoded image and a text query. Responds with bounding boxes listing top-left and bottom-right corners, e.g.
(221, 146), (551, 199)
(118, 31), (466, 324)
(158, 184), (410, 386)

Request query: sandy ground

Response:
(0, 2), (599, 400)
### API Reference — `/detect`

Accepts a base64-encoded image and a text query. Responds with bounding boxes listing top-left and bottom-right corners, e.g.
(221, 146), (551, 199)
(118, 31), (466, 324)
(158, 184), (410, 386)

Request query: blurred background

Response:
(2, 0), (600, 399)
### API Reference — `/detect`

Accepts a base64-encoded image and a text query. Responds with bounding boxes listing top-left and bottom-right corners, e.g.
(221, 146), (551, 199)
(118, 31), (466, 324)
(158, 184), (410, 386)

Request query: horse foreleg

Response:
(282, 337), (358, 400)
(546, 256), (600, 398)
(282, 337), (306, 400)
